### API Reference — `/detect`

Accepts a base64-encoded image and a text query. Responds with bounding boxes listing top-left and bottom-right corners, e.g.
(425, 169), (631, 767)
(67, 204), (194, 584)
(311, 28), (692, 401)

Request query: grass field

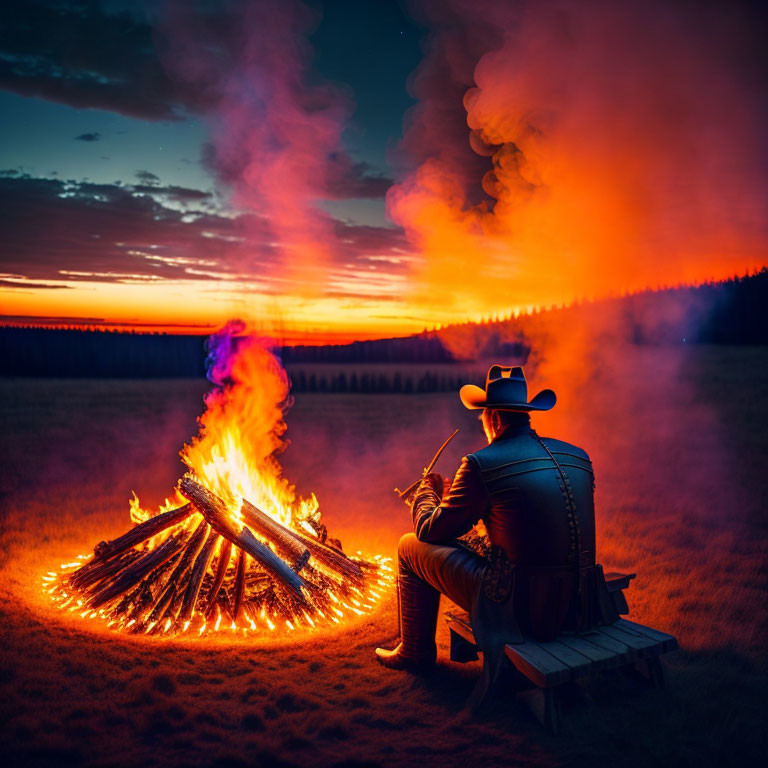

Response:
(1, 345), (766, 767)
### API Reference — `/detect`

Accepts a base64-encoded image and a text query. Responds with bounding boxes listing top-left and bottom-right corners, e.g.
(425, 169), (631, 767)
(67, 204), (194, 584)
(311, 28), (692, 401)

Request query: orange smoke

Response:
(389, 0), (767, 319)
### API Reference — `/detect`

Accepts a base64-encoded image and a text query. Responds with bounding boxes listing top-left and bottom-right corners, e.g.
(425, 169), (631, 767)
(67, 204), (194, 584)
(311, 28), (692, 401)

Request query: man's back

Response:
(469, 425), (596, 568)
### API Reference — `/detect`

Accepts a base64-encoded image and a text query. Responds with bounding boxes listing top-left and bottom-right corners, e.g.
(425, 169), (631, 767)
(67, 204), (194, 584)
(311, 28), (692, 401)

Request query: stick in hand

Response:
(394, 428), (459, 503)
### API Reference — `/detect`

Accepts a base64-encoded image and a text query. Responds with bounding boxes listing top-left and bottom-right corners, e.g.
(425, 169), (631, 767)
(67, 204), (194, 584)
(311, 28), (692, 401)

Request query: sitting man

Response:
(376, 365), (618, 696)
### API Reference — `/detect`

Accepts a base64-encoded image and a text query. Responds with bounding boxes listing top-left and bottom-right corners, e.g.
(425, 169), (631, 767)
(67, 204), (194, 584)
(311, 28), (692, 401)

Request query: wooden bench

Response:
(445, 572), (678, 733)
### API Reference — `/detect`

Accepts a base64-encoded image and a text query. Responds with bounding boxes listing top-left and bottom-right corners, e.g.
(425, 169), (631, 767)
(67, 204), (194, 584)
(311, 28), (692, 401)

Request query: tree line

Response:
(0, 327), (208, 377)
(1, 269), (765, 378)
(285, 368), (480, 394)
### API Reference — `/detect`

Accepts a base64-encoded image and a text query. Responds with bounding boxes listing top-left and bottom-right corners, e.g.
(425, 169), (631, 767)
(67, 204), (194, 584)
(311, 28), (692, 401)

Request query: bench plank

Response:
(576, 630), (634, 660)
(446, 610), (675, 692)
(617, 619), (678, 651)
(597, 623), (660, 654)
(504, 643), (572, 688)
(557, 634), (627, 669)
(447, 611), (572, 687)
(534, 639), (594, 678)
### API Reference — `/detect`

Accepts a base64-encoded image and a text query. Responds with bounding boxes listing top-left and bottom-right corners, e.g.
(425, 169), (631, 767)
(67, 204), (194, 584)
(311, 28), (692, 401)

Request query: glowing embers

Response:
(44, 494), (393, 638)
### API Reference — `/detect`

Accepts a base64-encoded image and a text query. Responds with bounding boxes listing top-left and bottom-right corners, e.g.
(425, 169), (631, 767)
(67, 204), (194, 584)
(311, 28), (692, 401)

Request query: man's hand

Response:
(410, 472), (446, 523)
(422, 472), (447, 497)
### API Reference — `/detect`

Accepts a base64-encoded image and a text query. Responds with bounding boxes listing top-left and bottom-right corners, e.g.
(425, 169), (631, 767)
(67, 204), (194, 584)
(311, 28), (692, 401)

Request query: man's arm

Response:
(412, 455), (488, 543)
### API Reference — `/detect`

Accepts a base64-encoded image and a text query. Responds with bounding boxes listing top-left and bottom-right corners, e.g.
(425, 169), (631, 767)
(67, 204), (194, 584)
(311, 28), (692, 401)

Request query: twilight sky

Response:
(1, 0), (766, 340)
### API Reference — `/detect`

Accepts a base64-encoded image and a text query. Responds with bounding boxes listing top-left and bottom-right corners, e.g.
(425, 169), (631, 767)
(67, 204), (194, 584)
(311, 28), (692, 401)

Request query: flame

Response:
(44, 325), (394, 639)
(179, 329), (317, 526)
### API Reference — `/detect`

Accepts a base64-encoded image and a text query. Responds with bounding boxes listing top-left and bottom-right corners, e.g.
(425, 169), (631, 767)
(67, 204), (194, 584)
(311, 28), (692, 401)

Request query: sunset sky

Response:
(1, 0), (766, 342)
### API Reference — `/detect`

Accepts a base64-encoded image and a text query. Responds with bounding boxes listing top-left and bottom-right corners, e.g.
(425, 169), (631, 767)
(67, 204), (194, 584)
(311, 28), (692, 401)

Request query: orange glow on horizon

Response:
(0, 279), (425, 341)
(3, 266), (766, 344)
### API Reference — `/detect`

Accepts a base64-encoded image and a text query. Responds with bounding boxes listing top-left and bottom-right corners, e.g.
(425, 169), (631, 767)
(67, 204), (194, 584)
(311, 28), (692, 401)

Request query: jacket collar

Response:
(491, 422), (533, 443)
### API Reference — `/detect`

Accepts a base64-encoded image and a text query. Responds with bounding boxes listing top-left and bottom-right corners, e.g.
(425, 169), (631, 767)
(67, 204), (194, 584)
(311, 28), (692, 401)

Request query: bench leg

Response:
(641, 657), (665, 689)
(544, 687), (561, 734)
(449, 628), (479, 663)
(625, 657), (666, 689)
(518, 686), (561, 735)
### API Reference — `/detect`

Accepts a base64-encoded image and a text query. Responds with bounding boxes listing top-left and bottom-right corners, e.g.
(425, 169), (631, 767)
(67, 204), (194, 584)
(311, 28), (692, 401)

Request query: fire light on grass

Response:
(44, 323), (393, 638)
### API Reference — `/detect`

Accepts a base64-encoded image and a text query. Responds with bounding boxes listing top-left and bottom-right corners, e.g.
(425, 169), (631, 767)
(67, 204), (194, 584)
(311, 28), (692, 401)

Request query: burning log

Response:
(50, 479), (393, 636)
(93, 504), (193, 561)
(67, 505), (193, 597)
(179, 530), (219, 625)
(146, 520), (209, 625)
(240, 500), (310, 571)
(205, 540), (232, 619)
(69, 549), (141, 591)
(241, 499), (362, 582)
(232, 547), (246, 621)
(110, 548), (183, 629)
(178, 475), (309, 600)
(88, 535), (184, 609)
(50, 446), (392, 635)
(123, 551), (183, 625)
(294, 529), (363, 583)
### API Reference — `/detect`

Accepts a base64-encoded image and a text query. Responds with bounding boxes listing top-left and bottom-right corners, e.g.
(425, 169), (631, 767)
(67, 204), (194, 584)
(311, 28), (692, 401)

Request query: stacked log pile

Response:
(44, 474), (391, 636)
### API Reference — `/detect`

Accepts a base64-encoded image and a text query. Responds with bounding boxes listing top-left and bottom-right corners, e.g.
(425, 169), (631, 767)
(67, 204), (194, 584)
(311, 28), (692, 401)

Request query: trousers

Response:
(396, 532), (488, 653)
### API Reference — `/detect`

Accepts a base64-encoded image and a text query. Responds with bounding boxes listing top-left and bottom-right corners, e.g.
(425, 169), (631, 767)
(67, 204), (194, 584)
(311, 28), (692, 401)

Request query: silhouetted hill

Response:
(431, 268), (768, 360)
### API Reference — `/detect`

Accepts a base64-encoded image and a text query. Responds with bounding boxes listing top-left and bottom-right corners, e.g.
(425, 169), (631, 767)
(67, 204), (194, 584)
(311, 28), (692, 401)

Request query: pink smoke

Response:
(157, 0), (353, 291)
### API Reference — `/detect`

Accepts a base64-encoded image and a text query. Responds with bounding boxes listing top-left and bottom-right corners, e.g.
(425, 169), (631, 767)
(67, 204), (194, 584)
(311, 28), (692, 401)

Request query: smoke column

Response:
(157, 0), (353, 292)
(389, 0), (768, 319)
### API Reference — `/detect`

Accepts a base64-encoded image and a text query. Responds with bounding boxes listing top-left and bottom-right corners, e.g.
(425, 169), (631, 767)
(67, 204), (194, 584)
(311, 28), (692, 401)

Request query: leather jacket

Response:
(414, 423), (595, 568)
(413, 422), (617, 640)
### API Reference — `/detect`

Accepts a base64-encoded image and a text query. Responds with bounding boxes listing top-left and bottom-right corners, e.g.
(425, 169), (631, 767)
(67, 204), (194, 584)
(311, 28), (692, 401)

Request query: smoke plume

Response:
(389, 0), (768, 319)
(157, 0), (354, 292)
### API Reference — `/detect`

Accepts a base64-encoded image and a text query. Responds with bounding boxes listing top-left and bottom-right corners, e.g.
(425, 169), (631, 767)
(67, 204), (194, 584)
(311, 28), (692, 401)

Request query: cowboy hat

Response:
(460, 365), (556, 412)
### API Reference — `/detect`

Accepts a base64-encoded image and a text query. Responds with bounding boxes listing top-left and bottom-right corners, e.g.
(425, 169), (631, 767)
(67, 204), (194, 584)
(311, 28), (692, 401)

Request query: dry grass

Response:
(0, 345), (766, 767)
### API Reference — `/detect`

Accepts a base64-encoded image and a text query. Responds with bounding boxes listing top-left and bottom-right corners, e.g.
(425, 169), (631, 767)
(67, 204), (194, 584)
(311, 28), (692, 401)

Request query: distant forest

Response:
(1, 269), (766, 382)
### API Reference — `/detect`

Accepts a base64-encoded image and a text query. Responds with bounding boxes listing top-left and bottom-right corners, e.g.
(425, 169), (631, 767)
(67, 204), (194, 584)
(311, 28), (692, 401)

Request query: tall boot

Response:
(375, 572), (440, 672)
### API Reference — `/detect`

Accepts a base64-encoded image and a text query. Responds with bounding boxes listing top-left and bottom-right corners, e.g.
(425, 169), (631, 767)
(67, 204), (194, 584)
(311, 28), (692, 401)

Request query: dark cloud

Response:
(0, 1), (208, 121)
(331, 221), (410, 265)
(132, 184), (212, 203)
(74, 132), (100, 142)
(0, 173), (254, 286)
(0, 173), (409, 289)
(325, 155), (393, 199)
(135, 170), (160, 185)
(0, 1), (341, 125)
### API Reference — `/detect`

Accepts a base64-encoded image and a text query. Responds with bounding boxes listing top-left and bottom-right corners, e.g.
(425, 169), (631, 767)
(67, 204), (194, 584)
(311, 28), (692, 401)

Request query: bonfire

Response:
(43, 324), (393, 637)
